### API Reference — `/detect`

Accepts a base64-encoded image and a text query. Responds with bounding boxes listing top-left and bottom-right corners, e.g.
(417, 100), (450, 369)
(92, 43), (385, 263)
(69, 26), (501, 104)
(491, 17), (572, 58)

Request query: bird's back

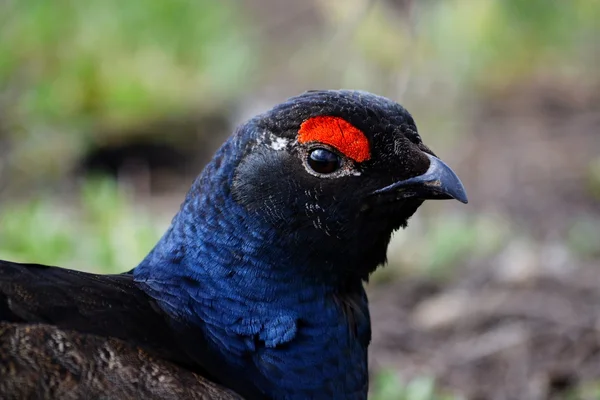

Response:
(0, 322), (242, 400)
(0, 260), (182, 359)
(0, 260), (240, 399)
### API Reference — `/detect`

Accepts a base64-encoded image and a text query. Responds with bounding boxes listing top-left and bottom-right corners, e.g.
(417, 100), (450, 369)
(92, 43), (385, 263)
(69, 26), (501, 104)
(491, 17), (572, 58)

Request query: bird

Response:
(0, 90), (467, 400)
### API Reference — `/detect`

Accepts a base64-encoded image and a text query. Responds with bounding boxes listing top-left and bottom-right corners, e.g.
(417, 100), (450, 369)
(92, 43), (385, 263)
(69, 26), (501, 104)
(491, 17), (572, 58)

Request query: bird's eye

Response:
(307, 148), (341, 174)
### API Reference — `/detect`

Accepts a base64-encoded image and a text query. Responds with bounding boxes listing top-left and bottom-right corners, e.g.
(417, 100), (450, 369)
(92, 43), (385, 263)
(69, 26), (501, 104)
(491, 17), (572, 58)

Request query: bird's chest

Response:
(192, 293), (370, 399)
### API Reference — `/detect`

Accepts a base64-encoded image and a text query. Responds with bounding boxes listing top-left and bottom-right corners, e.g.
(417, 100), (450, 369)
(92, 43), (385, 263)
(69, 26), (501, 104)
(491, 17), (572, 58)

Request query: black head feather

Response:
(231, 90), (439, 280)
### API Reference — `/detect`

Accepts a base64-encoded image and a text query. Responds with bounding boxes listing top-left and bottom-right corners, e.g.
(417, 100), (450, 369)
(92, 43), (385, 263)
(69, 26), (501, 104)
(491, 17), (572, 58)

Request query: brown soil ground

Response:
(369, 266), (600, 400)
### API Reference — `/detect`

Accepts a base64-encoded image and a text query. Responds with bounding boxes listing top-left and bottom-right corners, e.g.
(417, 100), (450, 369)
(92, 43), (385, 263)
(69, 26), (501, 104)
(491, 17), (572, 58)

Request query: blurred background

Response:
(0, 0), (599, 398)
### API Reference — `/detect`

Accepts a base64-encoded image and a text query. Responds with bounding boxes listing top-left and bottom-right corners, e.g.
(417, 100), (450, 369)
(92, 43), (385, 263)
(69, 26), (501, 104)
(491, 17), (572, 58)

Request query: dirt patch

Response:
(459, 78), (600, 236)
(369, 265), (600, 400)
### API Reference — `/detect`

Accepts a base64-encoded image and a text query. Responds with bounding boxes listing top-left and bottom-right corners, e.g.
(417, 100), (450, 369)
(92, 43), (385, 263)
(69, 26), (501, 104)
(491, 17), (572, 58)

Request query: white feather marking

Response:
(271, 137), (289, 151)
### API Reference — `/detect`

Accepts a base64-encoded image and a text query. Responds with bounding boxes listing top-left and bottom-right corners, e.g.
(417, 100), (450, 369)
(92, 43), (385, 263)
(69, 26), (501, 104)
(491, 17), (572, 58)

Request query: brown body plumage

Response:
(0, 322), (242, 400)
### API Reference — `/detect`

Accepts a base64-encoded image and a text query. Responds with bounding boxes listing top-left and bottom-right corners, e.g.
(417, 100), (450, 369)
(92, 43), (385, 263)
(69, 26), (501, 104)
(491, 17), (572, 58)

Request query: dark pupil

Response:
(308, 148), (340, 174)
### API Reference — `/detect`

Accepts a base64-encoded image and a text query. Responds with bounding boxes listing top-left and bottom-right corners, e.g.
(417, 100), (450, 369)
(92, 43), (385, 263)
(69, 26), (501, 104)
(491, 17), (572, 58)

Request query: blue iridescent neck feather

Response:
(134, 123), (371, 400)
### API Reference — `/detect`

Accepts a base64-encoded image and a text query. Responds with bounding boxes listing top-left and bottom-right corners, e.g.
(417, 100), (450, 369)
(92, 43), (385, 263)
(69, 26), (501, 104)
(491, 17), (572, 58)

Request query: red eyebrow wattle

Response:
(297, 116), (371, 162)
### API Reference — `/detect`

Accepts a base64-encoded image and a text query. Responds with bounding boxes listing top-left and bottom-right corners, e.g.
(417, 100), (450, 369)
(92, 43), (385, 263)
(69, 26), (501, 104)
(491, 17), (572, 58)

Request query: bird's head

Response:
(220, 90), (467, 281)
